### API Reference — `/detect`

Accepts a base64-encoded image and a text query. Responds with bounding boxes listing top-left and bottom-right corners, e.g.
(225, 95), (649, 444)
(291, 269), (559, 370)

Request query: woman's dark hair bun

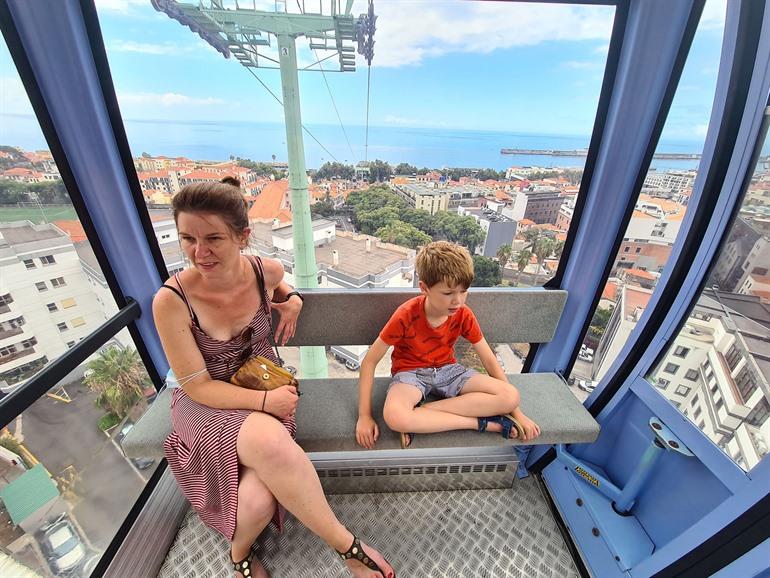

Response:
(221, 176), (241, 187)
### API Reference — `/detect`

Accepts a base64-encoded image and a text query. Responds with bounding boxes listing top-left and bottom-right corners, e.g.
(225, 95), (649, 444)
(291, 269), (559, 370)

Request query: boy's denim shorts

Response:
(389, 363), (478, 400)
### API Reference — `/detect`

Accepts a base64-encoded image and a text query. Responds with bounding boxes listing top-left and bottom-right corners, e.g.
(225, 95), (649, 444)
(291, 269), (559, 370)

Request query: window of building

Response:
(70, 317), (86, 328)
(66, 341), (76, 348)
(674, 346), (690, 358)
(746, 397), (770, 427)
(656, 378), (670, 389)
(635, 247), (641, 254)
(51, 277), (66, 288)
(664, 363), (680, 375)
(46, 302), (58, 312)
(23, 259), (36, 269)
(60, 297), (77, 309)
(40, 255), (56, 266)
(692, 394), (700, 406)
(725, 344), (742, 371)
(684, 369), (699, 381)
(675, 385), (691, 397)
(21, 338), (37, 348)
(0, 293), (13, 306)
(623, 246), (630, 253)
(56, 322), (68, 332)
(35, 281), (47, 292)
(736, 367), (758, 402)
(0, 345), (18, 356)
(715, 398), (724, 411)
(694, 407), (702, 420)
(698, 420), (706, 430)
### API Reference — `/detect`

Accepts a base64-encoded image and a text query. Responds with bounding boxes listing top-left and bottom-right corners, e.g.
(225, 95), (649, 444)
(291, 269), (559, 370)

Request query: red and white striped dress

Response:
(162, 256), (296, 540)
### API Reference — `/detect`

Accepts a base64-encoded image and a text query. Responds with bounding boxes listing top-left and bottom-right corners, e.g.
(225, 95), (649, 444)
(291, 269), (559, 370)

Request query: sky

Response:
(2, 0), (727, 143)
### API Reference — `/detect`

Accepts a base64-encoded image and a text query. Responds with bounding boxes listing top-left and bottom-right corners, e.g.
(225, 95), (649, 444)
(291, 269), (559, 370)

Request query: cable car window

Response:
(95, 0), (615, 377)
(1, 34), (161, 574)
(566, 1), (727, 402)
(648, 121), (770, 472)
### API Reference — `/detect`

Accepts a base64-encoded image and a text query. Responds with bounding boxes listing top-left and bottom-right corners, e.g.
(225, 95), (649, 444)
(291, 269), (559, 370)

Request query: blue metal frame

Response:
(4, 0), (168, 376)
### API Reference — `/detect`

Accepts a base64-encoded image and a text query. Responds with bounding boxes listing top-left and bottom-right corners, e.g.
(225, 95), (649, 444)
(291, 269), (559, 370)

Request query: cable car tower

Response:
(151, 0), (376, 378)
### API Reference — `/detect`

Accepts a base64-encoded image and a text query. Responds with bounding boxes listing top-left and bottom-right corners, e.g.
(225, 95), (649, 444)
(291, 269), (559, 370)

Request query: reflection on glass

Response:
(566, 3), (726, 401)
(647, 132), (770, 471)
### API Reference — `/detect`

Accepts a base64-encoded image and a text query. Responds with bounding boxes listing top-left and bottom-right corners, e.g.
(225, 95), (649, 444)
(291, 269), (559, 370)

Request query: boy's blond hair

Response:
(416, 241), (475, 288)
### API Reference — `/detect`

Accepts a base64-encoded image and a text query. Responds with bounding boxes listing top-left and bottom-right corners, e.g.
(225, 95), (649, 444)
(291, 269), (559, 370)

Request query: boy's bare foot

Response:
(341, 539), (395, 578)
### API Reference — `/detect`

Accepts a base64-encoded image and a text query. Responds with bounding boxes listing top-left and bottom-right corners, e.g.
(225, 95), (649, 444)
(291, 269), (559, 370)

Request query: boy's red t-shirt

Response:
(379, 295), (483, 375)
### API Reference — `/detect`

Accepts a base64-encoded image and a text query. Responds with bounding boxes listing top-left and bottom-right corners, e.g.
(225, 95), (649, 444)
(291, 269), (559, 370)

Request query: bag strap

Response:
(248, 256), (285, 367)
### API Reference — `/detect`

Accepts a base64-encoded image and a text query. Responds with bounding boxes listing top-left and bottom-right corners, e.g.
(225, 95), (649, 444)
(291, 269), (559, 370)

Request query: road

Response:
(15, 382), (148, 551)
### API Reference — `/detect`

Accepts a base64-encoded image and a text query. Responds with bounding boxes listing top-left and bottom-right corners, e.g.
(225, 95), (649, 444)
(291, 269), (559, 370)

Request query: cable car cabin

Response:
(0, 1), (769, 577)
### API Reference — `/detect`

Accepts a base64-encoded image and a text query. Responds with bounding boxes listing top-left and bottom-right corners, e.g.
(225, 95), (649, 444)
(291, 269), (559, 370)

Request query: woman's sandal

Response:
(478, 415), (525, 440)
(232, 550), (257, 577)
(337, 535), (392, 576)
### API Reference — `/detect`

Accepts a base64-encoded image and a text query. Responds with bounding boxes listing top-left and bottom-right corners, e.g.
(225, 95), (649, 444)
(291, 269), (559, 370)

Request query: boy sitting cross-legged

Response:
(355, 241), (541, 449)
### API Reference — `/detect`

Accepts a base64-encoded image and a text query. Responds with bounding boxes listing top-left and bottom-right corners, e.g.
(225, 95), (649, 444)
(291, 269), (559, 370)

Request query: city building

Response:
(0, 222), (105, 393)
(391, 182), (448, 215)
(457, 206), (517, 258)
(522, 190), (564, 225)
(643, 169), (696, 194)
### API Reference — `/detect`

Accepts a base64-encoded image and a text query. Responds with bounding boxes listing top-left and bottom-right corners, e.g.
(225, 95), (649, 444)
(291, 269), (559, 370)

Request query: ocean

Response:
(2, 114), (702, 172)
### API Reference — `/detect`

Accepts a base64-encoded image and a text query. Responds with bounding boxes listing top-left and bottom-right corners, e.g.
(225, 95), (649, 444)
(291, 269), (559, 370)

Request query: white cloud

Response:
(367, 2), (614, 68)
(118, 92), (226, 107)
(700, 0), (727, 30)
(108, 40), (201, 55)
(94, 0), (148, 13)
(0, 76), (34, 115)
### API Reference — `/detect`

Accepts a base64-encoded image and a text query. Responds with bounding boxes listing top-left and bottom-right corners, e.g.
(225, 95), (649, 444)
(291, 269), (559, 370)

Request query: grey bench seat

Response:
(122, 372), (599, 459)
(122, 287), (600, 464)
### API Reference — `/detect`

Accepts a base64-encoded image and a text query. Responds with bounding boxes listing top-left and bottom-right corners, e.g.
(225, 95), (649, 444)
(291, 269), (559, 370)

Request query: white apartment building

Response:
(0, 222), (104, 393)
(500, 191), (528, 223)
(643, 169), (695, 194)
(599, 286), (770, 471)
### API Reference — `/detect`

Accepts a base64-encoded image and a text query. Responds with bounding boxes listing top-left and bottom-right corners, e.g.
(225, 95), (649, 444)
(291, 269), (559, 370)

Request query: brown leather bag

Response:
(231, 356), (299, 391)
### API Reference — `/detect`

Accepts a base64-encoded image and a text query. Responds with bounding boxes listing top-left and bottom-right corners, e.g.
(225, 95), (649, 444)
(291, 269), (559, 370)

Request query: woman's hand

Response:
(263, 385), (299, 420)
(271, 295), (302, 345)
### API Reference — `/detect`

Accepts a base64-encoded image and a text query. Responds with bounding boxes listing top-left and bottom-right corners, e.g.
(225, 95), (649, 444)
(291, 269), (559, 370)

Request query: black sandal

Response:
(232, 550), (256, 577)
(478, 415), (525, 440)
(337, 535), (390, 576)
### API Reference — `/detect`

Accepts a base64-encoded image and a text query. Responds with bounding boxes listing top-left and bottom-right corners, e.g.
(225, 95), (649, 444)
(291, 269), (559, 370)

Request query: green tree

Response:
(398, 207), (435, 235)
(496, 244), (513, 272)
(515, 248), (533, 286)
(358, 206), (401, 235)
(310, 199), (335, 218)
(367, 159), (394, 183)
(85, 346), (148, 419)
(588, 306), (614, 341)
(453, 215), (485, 252)
(376, 220), (432, 249)
(316, 161), (354, 180)
(471, 255), (502, 287)
(394, 163), (418, 175)
(532, 238), (556, 286)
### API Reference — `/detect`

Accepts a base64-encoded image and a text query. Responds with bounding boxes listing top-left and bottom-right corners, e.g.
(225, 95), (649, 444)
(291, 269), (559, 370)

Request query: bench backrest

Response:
(280, 288), (567, 346)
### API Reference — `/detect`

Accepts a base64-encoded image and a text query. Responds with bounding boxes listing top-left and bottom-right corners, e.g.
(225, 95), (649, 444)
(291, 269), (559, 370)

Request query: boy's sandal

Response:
(478, 415), (525, 440)
(232, 550), (256, 577)
(337, 535), (390, 576)
(400, 432), (414, 449)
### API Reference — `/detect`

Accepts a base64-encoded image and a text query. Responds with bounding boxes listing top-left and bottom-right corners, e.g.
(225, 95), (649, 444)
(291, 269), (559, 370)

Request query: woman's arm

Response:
(261, 257), (303, 345)
(152, 287), (263, 410)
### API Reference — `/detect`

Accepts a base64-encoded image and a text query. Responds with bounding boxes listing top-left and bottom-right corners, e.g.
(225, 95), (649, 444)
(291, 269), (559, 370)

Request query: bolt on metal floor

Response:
(159, 476), (579, 577)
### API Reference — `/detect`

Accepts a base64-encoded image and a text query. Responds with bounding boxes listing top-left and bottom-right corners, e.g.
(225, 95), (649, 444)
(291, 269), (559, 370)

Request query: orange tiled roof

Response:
(248, 180), (289, 220)
(181, 170), (227, 181)
(627, 268), (656, 280)
(602, 281), (618, 302)
(54, 220), (87, 242)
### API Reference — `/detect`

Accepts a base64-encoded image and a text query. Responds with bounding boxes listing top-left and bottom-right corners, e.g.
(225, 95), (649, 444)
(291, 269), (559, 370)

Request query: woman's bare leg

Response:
(237, 412), (394, 577)
(231, 467), (273, 577)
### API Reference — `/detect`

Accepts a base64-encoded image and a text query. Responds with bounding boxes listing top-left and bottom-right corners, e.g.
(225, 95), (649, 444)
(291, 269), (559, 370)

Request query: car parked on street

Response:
(117, 422), (156, 470)
(578, 344), (594, 362)
(577, 379), (597, 393)
(37, 515), (87, 576)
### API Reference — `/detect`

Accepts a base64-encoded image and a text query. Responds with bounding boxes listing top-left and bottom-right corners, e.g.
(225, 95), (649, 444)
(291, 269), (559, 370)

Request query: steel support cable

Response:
(313, 48), (356, 163)
(244, 65), (339, 162)
(365, 64), (371, 162)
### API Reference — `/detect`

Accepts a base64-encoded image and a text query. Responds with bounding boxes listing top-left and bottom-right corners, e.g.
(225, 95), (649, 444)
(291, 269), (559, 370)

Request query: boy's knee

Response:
(383, 403), (411, 432)
(501, 385), (520, 412)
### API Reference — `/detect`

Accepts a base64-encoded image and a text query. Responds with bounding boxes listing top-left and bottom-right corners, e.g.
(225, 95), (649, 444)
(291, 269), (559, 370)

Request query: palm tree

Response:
(85, 346), (147, 419)
(533, 238), (556, 287)
(515, 249), (533, 286)
(496, 244), (513, 273)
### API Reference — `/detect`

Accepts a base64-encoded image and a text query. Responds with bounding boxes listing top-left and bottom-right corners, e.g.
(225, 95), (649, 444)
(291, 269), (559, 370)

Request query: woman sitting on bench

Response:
(153, 177), (394, 578)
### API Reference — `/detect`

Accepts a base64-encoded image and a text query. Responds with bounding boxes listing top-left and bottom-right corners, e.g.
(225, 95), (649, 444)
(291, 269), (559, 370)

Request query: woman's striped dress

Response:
(162, 256), (296, 540)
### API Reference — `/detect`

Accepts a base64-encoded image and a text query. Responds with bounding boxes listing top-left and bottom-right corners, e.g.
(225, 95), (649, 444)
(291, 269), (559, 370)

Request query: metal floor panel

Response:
(158, 477), (579, 577)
